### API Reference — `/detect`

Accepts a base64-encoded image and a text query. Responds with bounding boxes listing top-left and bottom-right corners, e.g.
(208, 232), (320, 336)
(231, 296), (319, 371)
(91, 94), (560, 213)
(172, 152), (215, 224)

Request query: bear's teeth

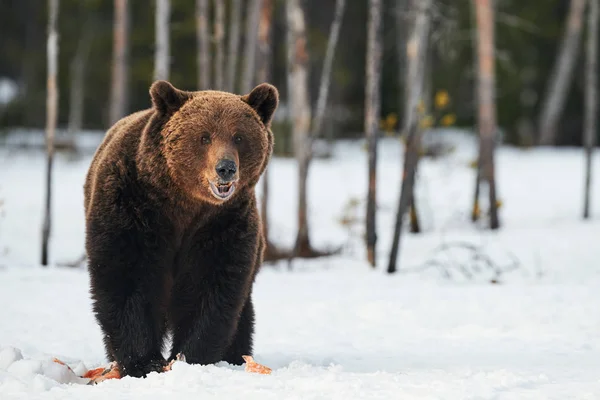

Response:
(218, 185), (230, 194)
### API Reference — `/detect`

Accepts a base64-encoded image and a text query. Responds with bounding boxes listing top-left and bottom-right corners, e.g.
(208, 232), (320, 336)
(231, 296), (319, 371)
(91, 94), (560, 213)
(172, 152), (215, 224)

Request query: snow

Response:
(0, 130), (599, 399)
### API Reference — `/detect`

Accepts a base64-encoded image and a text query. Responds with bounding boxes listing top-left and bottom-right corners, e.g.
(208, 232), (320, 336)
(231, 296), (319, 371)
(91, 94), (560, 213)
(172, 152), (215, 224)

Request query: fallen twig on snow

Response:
(56, 253), (87, 268)
(400, 241), (521, 283)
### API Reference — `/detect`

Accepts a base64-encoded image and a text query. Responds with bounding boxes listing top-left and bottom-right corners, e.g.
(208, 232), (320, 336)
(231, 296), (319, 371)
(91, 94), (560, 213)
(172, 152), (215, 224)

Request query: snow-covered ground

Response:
(0, 131), (599, 399)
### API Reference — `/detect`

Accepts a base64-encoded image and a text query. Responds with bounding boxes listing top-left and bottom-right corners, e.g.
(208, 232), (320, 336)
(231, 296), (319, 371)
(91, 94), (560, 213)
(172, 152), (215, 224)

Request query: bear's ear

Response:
(242, 83), (279, 126)
(150, 80), (190, 114)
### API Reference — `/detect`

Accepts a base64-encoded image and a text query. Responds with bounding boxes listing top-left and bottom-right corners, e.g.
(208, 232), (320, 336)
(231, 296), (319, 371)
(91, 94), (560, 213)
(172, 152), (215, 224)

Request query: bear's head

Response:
(148, 80), (278, 205)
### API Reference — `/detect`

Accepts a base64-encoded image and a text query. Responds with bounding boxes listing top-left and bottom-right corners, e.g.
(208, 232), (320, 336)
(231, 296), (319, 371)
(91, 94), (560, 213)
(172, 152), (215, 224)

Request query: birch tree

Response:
(312, 0), (346, 142)
(213, 0), (225, 90)
(256, 0), (276, 258)
(286, 0), (313, 257)
(256, 0), (273, 116)
(397, 0), (422, 233)
(365, 0), (381, 267)
(473, 0), (500, 229)
(388, 0), (432, 273)
(469, 1), (480, 222)
(196, 0), (210, 89)
(109, 0), (129, 126)
(42, 0), (59, 266)
(226, 0), (242, 92)
(537, 0), (586, 145)
(241, 0), (262, 94)
(583, 0), (598, 219)
(154, 0), (170, 81)
(396, 0), (410, 116)
(287, 0), (346, 260)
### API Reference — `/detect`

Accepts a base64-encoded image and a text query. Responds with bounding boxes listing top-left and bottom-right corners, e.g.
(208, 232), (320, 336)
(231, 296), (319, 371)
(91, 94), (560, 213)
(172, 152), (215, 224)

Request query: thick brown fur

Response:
(84, 80), (278, 378)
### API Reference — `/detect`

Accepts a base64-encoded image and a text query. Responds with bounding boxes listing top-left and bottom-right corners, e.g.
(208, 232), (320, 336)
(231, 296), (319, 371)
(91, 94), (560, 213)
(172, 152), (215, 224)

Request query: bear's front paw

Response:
(121, 357), (167, 378)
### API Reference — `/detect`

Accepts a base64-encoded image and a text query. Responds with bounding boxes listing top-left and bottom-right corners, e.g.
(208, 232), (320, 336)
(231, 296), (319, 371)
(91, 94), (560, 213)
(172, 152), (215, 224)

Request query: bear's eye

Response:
(234, 135), (243, 144)
(201, 135), (211, 145)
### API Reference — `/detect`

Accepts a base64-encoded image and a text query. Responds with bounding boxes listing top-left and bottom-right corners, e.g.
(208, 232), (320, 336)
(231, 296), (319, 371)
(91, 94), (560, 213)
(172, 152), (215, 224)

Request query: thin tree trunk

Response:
(308, 0), (345, 242)
(398, 1), (420, 235)
(471, 165), (481, 221)
(312, 0), (346, 139)
(256, 0), (273, 84)
(286, 0), (313, 257)
(257, 0), (274, 255)
(396, 0), (410, 126)
(584, 0), (598, 219)
(365, 0), (381, 267)
(470, 0), (481, 223)
(409, 202), (420, 233)
(109, 0), (129, 125)
(42, 0), (59, 266)
(213, 0), (225, 90)
(67, 21), (93, 135)
(387, 0), (432, 274)
(196, 0), (210, 89)
(537, 0), (586, 145)
(226, 0), (242, 92)
(241, 0), (262, 94)
(406, 32), (429, 235)
(154, 0), (170, 81)
(109, 0), (129, 126)
(474, 0), (500, 229)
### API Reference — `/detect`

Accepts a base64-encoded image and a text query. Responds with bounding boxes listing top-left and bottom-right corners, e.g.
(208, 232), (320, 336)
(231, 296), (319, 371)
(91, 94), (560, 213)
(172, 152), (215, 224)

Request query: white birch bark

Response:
(538, 0), (586, 145)
(226, 0), (242, 92)
(109, 0), (129, 125)
(42, 0), (60, 266)
(474, 0), (500, 229)
(286, 0), (313, 255)
(583, 0), (598, 219)
(365, 0), (381, 267)
(213, 0), (225, 90)
(241, 0), (262, 93)
(387, 0), (432, 273)
(196, 0), (210, 89)
(154, 0), (170, 81)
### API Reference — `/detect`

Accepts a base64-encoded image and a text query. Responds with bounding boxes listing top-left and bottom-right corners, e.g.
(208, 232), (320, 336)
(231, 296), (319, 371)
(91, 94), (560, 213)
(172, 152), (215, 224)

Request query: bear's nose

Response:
(216, 159), (237, 182)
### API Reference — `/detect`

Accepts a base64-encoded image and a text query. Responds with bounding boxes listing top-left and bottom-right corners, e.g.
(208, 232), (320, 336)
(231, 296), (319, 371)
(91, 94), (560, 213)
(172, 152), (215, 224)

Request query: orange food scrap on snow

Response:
(242, 355), (272, 375)
(52, 358), (74, 373)
(84, 362), (121, 384)
(82, 366), (108, 379)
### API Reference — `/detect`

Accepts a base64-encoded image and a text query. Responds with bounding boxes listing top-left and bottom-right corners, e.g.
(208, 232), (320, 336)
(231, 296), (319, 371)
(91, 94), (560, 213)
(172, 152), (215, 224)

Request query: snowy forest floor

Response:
(0, 131), (599, 399)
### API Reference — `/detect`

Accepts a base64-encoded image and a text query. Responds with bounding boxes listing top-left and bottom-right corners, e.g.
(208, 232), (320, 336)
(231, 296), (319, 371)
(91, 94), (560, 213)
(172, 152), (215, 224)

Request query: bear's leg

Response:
(167, 220), (259, 366)
(168, 271), (249, 365)
(88, 226), (170, 378)
(92, 273), (169, 378)
(222, 297), (255, 365)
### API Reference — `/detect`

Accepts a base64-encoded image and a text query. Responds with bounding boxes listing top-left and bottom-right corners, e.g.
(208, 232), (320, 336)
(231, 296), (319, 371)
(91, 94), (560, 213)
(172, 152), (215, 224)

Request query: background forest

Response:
(0, 0), (594, 147)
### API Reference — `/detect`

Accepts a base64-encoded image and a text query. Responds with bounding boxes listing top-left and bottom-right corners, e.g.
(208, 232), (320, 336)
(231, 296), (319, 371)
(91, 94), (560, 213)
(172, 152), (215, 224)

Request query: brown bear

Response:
(83, 80), (278, 378)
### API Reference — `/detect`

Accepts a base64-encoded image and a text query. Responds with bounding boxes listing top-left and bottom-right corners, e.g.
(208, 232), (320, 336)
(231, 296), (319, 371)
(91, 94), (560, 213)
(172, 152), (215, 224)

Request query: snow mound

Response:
(0, 347), (88, 393)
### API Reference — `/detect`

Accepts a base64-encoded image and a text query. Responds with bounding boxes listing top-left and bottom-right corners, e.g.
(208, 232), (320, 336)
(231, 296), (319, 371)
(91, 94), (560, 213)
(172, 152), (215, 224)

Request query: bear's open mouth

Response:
(209, 181), (236, 200)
